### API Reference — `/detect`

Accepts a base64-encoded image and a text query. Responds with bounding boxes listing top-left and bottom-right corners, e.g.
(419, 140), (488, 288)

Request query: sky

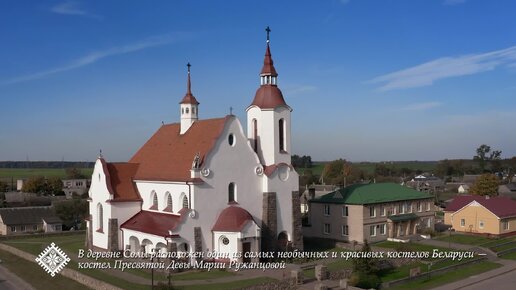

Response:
(1, 0), (515, 162)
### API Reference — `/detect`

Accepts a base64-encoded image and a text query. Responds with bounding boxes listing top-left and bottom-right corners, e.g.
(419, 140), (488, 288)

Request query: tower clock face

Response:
(278, 165), (289, 181)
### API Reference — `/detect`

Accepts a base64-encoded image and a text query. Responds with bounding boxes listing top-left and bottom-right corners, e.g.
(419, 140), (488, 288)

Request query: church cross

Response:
(265, 26), (271, 43)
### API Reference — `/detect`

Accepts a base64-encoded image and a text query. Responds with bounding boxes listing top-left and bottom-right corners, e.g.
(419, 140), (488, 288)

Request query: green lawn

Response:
(2, 233), (86, 256)
(500, 251), (516, 260)
(0, 168), (93, 179)
(374, 241), (454, 254)
(379, 261), (427, 282)
(491, 242), (516, 252)
(479, 236), (516, 249)
(303, 257), (353, 278)
(0, 249), (93, 290)
(436, 234), (493, 245)
(387, 261), (501, 290)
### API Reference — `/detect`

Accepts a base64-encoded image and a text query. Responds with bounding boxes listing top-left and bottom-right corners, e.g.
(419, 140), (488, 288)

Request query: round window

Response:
(222, 236), (230, 245)
(228, 134), (235, 146)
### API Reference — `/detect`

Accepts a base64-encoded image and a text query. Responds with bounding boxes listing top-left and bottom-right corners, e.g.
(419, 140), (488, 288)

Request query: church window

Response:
(228, 134), (235, 146)
(192, 107), (196, 114)
(97, 203), (103, 232)
(164, 193), (173, 212)
(151, 192), (158, 210)
(182, 196), (189, 209)
(182, 108), (184, 114)
(186, 107), (189, 114)
(252, 119), (258, 152)
(221, 235), (229, 245)
(279, 119), (285, 152)
(228, 182), (236, 203)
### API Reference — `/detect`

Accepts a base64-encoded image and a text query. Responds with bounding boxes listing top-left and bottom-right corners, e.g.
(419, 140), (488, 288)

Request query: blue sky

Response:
(1, 0), (515, 162)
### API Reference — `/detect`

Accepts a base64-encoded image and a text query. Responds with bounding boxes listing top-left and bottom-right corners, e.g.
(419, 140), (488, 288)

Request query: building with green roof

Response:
(303, 183), (435, 243)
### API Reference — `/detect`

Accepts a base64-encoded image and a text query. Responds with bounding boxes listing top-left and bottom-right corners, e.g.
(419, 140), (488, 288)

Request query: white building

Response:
(86, 30), (303, 262)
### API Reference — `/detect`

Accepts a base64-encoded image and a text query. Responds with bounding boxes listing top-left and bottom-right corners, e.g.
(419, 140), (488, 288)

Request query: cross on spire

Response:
(265, 26), (271, 43)
(230, 106), (233, 115)
(187, 62), (191, 73)
(186, 62), (192, 95)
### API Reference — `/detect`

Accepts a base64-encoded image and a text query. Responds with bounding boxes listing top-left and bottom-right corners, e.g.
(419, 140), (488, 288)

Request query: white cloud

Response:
(400, 102), (442, 111)
(368, 45), (516, 91)
(444, 0), (467, 5)
(0, 35), (181, 86)
(51, 1), (100, 18)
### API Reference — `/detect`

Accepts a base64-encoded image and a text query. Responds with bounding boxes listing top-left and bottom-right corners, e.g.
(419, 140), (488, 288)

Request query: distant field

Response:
(0, 168), (93, 181)
(297, 161), (438, 176)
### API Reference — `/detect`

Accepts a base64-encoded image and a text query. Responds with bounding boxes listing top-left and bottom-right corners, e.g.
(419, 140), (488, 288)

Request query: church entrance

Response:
(242, 242), (251, 263)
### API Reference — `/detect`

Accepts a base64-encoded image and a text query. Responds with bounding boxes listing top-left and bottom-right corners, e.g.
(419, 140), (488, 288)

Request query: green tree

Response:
(470, 174), (499, 196)
(474, 144), (502, 172)
(47, 177), (64, 196)
(55, 198), (89, 229)
(350, 240), (380, 289)
(22, 176), (46, 194)
(65, 167), (85, 179)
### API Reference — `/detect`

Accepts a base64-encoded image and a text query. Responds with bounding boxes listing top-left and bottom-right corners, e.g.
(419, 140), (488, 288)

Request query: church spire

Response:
(180, 62), (199, 105)
(260, 26), (278, 79)
(180, 62), (199, 134)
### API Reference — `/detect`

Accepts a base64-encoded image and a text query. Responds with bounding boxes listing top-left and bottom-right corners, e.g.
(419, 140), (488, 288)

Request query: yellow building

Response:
(444, 195), (516, 236)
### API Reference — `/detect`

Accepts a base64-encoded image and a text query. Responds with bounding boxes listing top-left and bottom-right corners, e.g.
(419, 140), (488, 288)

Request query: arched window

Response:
(228, 182), (236, 203)
(181, 108), (184, 114)
(279, 119), (285, 152)
(164, 193), (173, 212)
(252, 119), (258, 152)
(150, 191), (158, 210)
(186, 107), (189, 114)
(192, 107), (196, 114)
(96, 203), (103, 232)
(182, 195), (189, 209)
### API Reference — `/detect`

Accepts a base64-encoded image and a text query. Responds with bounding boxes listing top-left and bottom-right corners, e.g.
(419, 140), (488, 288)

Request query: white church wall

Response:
(89, 159), (113, 250)
(135, 182), (191, 214)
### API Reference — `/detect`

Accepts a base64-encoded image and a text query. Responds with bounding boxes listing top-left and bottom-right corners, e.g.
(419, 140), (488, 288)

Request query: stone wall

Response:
(107, 218), (118, 251)
(291, 191), (304, 250)
(262, 192), (277, 253)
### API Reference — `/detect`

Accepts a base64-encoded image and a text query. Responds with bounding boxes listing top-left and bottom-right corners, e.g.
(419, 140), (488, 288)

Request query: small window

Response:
(324, 205), (330, 216)
(165, 193), (173, 212)
(228, 134), (235, 146)
(182, 196), (189, 209)
(21, 225), (26, 232)
(380, 224), (386, 235)
(417, 202), (422, 212)
(228, 182), (236, 203)
(10, 226), (16, 232)
(279, 119), (286, 152)
(460, 219), (465, 227)
(151, 192), (158, 210)
(33, 225), (38, 231)
(221, 236), (229, 245)
(97, 203), (103, 231)
(342, 206), (349, 217)
(503, 221), (510, 231)
(370, 225), (376, 237)
(479, 220), (484, 229)
(323, 223), (331, 235)
(380, 205), (386, 216)
(182, 108), (184, 114)
(341, 225), (349, 236)
(427, 217), (432, 228)
(369, 206), (376, 217)
(427, 202), (431, 211)
(186, 107), (189, 114)
(192, 107), (196, 114)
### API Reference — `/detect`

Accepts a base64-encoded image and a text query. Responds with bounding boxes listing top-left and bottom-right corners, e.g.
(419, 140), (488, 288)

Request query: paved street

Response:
(0, 264), (35, 290)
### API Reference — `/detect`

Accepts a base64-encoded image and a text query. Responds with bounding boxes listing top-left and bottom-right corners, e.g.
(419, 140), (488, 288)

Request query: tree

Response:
(65, 167), (85, 179)
(470, 174), (499, 196)
(47, 177), (64, 196)
(350, 240), (380, 289)
(0, 181), (8, 193)
(22, 176), (46, 194)
(55, 198), (89, 230)
(291, 155), (313, 169)
(474, 144), (502, 172)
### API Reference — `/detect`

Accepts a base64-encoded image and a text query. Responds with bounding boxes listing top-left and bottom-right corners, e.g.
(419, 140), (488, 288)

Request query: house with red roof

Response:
(86, 28), (303, 262)
(444, 195), (516, 236)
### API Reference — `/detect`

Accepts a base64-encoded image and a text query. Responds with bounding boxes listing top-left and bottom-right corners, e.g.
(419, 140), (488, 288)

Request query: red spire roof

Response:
(180, 62), (200, 105)
(260, 44), (278, 76)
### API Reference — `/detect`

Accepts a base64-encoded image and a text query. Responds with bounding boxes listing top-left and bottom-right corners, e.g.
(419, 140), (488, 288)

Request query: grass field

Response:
(0, 168), (93, 179)
(500, 251), (516, 260)
(436, 234), (494, 245)
(387, 261), (501, 290)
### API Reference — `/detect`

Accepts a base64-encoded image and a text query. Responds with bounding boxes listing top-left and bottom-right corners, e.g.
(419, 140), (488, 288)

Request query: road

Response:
(0, 264), (35, 290)
(456, 267), (516, 290)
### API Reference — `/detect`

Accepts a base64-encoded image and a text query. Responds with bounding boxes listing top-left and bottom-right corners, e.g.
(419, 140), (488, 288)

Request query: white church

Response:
(86, 29), (303, 262)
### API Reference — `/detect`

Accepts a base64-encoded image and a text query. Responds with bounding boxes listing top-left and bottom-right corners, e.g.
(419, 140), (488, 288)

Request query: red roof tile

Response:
(105, 162), (141, 202)
(445, 195), (516, 218)
(129, 117), (230, 181)
(212, 206), (256, 232)
(260, 44), (278, 76)
(249, 85), (289, 110)
(121, 210), (182, 237)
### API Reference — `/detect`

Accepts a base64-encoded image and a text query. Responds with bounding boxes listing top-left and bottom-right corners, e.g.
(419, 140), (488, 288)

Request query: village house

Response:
(86, 29), (303, 263)
(304, 183), (435, 243)
(0, 206), (62, 235)
(444, 195), (516, 236)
